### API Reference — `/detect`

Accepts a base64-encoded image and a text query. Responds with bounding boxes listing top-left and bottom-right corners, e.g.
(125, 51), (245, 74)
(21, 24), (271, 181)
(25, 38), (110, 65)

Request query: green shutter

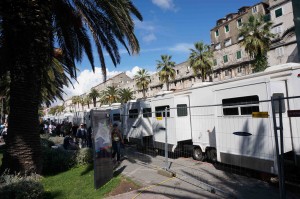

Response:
(223, 55), (228, 63)
(225, 25), (229, 32)
(215, 30), (219, 36)
(236, 51), (241, 59)
(275, 8), (282, 18)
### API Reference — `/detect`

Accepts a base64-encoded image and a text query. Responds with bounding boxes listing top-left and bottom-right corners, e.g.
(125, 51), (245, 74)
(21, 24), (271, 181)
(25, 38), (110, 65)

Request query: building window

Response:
(177, 104), (188, 117)
(275, 47), (284, 57)
(252, 6), (257, 13)
(237, 18), (242, 27)
(213, 59), (217, 66)
(223, 55), (228, 63)
(214, 73), (218, 78)
(272, 25), (282, 34)
(224, 70), (229, 76)
(224, 38), (232, 47)
(113, 114), (121, 121)
(236, 50), (242, 59)
(224, 25), (230, 33)
(215, 29), (219, 37)
(215, 43), (221, 50)
(275, 8), (283, 18)
(177, 70), (180, 75)
(238, 35), (244, 41)
(237, 66), (242, 73)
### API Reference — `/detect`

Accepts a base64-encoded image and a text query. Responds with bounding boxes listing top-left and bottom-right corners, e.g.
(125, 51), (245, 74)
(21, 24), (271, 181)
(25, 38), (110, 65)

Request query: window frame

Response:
(113, 113), (121, 121)
(224, 24), (230, 33)
(237, 18), (242, 27)
(155, 105), (170, 117)
(252, 6), (257, 13)
(236, 50), (242, 60)
(143, 108), (152, 118)
(215, 29), (219, 37)
(129, 109), (138, 118)
(213, 59), (217, 66)
(222, 95), (260, 116)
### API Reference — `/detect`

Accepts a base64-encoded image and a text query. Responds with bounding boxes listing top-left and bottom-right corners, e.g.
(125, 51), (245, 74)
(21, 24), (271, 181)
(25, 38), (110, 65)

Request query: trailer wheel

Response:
(207, 148), (217, 163)
(192, 147), (204, 161)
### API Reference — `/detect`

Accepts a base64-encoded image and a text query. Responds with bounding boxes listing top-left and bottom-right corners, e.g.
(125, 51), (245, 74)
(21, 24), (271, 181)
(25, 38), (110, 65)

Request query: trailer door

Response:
(174, 95), (192, 141)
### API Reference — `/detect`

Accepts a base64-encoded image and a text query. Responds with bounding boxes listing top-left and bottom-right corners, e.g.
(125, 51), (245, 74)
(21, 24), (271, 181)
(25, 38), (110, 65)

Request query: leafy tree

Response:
(134, 69), (151, 98)
(239, 15), (274, 72)
(0, 0), (142, 174)
(189, 41), (213, 82)
(100, 86), (120, 105)
(88, 88), (100, 108)
(156, 55), (176, 91)
(119, 88), (134, 104)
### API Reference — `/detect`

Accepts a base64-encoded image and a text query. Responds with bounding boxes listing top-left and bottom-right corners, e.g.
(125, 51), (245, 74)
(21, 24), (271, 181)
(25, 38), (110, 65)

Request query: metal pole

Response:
(278, 97), (286, 198)
(164, 108), (168, 170)
(271, 97), (284, 199)
(0, 97), (3, 123)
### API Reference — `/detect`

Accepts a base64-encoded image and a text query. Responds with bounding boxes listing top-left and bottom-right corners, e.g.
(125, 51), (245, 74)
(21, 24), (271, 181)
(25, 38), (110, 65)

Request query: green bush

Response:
(0, 172), (44, 199)
(76, 148), (93, 165)
(42, 147), (76, 175)
(40, 138), (55, 148)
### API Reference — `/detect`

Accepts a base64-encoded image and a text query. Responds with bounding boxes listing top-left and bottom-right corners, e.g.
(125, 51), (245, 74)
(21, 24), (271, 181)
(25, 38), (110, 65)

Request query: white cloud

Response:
(53, 66), (155, 106)
(143, 33), (157, 42)
(151, 0), (176, 11)
(169, 43), (194, 53)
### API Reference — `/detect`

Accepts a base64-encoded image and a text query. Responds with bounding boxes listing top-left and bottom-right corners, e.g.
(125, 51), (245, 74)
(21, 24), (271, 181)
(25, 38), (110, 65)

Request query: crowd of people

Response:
(40, 120), (92, 150)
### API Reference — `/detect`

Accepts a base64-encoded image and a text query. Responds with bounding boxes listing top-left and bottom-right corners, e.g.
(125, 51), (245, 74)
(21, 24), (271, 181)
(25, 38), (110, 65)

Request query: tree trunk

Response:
(0, 0), (52, 174)
(142, 86), (146, 98)
(93, 98), (96, 107)
(166, 82), (170, 91)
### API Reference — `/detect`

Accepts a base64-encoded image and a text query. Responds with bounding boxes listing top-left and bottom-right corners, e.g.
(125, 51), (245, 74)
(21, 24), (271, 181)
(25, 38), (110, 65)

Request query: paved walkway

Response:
(106, 146), (300, 199)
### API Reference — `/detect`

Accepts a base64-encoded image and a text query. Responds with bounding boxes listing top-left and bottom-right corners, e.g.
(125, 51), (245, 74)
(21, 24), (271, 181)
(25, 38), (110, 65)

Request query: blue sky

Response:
(62, 0), (260, 101)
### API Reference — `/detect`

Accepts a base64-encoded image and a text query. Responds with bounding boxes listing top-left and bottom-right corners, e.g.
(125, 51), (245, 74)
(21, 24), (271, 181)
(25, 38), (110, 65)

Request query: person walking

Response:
(111, 123), (123, 164)
(76, 123), (87, 148)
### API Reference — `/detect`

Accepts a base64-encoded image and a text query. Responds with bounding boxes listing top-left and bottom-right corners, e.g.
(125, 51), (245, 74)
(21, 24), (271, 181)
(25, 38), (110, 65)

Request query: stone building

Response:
(267, 0), (299, 65)
(210, 2), (269, 81)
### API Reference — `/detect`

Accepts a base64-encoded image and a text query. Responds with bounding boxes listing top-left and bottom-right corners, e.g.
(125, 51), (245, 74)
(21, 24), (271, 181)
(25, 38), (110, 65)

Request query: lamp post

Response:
(0, 97), (4, 123)
(292, 0), (300, 60)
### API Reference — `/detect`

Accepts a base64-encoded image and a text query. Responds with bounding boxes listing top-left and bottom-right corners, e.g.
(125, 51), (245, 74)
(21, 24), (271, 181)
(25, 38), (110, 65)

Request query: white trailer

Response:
(121, 99), (153, 147)
(145, 63), (300, 174)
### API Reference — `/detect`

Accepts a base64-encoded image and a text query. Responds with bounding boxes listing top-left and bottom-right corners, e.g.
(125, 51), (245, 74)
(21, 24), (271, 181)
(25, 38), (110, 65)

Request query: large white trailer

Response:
(146, 63), (300, 174)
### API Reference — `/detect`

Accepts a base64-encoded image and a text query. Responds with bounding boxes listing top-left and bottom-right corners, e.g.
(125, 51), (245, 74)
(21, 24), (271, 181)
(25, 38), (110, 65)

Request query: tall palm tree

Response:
(56, 105), (65, 114)
(79, 96), (85, 111)
(71, 96), (80, 112)
(100, 86), (120, 105)
(84, 95), (92, 109)
(119, 88), (134, 104)
(0, 0), (142, 174)
(156, 55), (176, 91)
(189, 42), (213, 82)
(88, 88), (100, 108)
(134, 69), (151, 98)
(239, 15), (274, 72)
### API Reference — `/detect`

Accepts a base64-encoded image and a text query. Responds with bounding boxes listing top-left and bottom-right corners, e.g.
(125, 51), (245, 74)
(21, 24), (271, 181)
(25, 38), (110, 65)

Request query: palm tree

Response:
(100, 86), (120, 105)
(239, 15), (274, 72)
(156, 55), (176, 91)
(88, 88), (100, 108)
(71, 96), (80, 112)
(0, 0), (142, 174)
(134, 69), (151, 98)
(189, 42), (213, 82)
(119, 88), (134, 104)
(79, 96), (85, 111)
(84, 95), (92, 109)
(56, 105), (65, 114)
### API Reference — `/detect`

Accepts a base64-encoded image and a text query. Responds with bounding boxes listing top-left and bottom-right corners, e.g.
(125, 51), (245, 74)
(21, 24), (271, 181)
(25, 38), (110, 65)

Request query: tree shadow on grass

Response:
(43, 190), (63, 199)
(80, 164), (93, 176)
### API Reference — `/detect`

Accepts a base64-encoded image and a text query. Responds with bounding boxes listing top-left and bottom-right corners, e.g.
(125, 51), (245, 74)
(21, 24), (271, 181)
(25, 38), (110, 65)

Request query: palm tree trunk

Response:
(1, 0), (52, 174)
(142, 86), (146, 98)
(166, 82), (170, 91)
(93, 98), (96, 107)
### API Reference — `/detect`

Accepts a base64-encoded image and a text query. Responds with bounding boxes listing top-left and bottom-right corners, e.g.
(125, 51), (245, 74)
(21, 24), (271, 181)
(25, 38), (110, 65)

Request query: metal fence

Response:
(119, 95), (300, 199)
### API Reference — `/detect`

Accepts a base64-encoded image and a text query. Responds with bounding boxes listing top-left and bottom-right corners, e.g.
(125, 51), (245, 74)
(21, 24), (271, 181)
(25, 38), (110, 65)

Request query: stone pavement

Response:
(106, 146), (300, 199)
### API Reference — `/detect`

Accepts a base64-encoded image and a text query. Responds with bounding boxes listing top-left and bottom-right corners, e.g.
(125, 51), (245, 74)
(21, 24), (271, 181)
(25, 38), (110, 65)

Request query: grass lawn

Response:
(42, 164), (129, 199)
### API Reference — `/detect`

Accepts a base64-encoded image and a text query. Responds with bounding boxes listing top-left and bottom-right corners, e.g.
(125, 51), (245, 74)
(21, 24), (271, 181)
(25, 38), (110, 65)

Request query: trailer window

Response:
(113, 114), (121, 121)
(155, 106), (170, 117)
(222, 95), (260, 116)
(129, 109), (138, 118)
(143, 108), (152, 118)
(177, 104), (188, 117)
(272, 93), (286, 113)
